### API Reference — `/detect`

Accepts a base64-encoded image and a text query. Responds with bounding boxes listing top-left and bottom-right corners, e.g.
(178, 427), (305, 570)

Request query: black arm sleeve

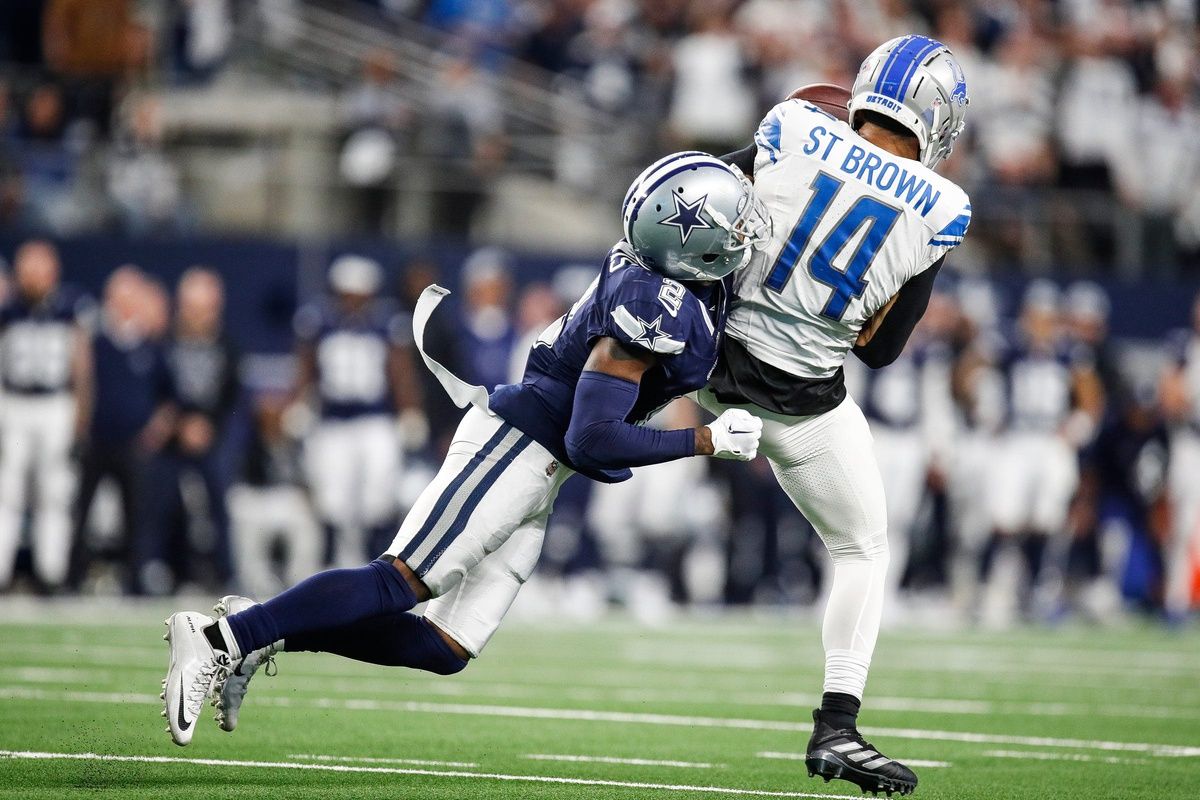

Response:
(853, 257), (944, 369)
(718, 143), (756, 176)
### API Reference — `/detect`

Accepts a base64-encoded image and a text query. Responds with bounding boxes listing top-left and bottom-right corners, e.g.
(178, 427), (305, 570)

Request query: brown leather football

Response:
(787, 83), (851, 122)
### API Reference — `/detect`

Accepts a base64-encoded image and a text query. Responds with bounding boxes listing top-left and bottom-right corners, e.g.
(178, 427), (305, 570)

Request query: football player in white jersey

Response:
(702, 36), (972, 796)
(0, 241), (93, 590)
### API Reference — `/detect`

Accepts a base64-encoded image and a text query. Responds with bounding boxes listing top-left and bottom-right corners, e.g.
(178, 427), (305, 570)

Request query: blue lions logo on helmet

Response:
(949, 59), (968, 106)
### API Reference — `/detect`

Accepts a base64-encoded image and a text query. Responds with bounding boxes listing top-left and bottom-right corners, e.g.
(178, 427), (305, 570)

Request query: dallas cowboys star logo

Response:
(658, 193), (713, 245)
(632, 315), (670, 350)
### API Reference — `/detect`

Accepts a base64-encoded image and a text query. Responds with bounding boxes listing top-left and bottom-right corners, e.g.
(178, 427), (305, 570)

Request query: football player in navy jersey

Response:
(291, 255), (426, 565)
(0, 240), (93, 591)
(981, 281), (1103, 620)
(160, 152), (770, 746)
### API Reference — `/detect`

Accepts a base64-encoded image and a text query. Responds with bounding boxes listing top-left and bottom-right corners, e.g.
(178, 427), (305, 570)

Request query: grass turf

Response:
(0, 600), (1197, 799)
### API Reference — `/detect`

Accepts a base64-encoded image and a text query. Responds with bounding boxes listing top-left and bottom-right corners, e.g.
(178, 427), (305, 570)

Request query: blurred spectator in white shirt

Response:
(668, 3), (755, 153)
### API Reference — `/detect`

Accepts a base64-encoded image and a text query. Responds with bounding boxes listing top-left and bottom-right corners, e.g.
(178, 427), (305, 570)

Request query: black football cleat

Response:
(804, 710), (918, 797)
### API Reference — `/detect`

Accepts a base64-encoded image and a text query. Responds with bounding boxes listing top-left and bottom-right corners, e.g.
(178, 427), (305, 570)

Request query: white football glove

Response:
(706, 408), (762, 461)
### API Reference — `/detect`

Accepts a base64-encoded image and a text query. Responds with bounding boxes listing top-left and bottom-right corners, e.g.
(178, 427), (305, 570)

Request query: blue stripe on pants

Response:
(398, 424), (512, 561)
(415, 433), (535, 576)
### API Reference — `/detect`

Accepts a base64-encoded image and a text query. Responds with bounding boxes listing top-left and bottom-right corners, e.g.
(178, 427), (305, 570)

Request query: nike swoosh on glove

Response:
(706, 408), (763, 460)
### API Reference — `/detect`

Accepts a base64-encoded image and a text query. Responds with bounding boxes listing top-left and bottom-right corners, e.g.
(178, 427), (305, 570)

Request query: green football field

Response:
(0, 600), (1197, 800)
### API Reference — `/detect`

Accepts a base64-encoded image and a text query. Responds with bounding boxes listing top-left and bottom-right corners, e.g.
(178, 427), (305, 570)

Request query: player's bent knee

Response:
(425, 620), (472, 672)
(826, 528), (890, 564)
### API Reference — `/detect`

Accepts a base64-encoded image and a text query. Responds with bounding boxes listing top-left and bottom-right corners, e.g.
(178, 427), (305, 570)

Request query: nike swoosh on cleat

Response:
(176, 682), (191, 732)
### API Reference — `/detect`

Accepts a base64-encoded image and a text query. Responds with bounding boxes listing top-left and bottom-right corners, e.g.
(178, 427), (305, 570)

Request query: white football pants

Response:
(0, 393), (77, 587)
(305, 414), (403, 565)
(388, 407), (572, 657)
(229, 484), (323, 599)
(989, 432), (1079, 534)
(698, 389), (888, 701)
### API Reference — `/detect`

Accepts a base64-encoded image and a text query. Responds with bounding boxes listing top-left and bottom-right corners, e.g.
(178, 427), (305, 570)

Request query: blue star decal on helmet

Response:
(658, 193), (713, 246)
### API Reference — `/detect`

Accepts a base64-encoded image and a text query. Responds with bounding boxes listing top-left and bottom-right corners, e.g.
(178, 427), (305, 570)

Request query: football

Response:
(787, 82), (851, 122)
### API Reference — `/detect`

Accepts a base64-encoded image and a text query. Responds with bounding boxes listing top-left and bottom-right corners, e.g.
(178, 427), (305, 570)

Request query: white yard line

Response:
(982, 749), (1150, 766)
(0, 750), (853, 799)
(755, 752), (951, 769)
(4, 685), (1199, 757)
(287, 753), (480, 768)
(619, 648), (1196, 679)
(525, 753), (719, 768)
(4, 660), (1197, 722)
(12, 642), (1200, 703)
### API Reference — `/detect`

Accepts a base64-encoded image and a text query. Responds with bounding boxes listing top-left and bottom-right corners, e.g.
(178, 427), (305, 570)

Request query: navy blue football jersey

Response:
(0, 287), (93, 394)
(294, 298), (411, 419)
(1000, 337), (1087, 433)
(489, 241), (729, 483)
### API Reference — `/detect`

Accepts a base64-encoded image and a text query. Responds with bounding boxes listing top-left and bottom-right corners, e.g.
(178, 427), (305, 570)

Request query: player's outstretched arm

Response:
(564, 337), (761, 471)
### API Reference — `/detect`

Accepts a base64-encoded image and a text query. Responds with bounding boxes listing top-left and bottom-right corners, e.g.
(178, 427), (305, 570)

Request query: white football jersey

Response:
(727, 100), (971, 379)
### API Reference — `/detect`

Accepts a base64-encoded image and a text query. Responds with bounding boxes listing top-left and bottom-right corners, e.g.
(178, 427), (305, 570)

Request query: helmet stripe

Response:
(874, 35), (915, 94)
(876, 35), (941, 102)
(897, 40), (943, 98)
(622, 151), (708, 213)
(627, 158), (725, 228)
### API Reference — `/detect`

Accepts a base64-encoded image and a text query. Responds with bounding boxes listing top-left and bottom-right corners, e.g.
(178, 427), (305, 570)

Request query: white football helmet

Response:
(849, 35), (969, 169)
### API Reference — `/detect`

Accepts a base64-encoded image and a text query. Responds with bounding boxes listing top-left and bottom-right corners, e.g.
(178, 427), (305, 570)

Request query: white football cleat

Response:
(162, 611), (232, 746)
(211, 595), (279, 732)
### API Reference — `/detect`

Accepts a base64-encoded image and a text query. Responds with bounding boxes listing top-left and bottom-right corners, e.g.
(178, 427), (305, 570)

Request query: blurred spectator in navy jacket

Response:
(70, 266), (174, 591)
(139, 267), (240, 594)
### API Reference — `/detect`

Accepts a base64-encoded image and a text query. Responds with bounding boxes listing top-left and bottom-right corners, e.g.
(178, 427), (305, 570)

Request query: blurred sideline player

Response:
(979, 281), (1103, 622)
(229, 393), (321, 599)
(587, 398), (714, 616)
(707, 37), (971, 795)
(941, 282), (1007, 612)
(1161, 292), (1200, 622)
(0, 241), (93, 590)
(291, 255), (425, 565)
(161, 152), (768, 747)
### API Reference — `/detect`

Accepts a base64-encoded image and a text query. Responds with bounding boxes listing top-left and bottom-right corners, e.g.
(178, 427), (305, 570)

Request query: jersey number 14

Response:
(764, 172), (901, 321)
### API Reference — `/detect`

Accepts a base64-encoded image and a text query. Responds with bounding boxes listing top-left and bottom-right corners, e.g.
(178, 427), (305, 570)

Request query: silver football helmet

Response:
(621, 151), (771, 282)
(848, 35), (969, 169)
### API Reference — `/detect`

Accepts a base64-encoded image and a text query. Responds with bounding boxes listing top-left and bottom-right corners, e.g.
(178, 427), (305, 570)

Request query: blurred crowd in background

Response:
(0, 0), (1197, 625)
(0, 236), (1197, 628)
(0, 0), (1199, 272)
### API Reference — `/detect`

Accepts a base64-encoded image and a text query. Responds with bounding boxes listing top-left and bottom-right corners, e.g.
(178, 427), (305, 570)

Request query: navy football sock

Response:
(224, 558), (418, 655)
(287, 613), (468, 675)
